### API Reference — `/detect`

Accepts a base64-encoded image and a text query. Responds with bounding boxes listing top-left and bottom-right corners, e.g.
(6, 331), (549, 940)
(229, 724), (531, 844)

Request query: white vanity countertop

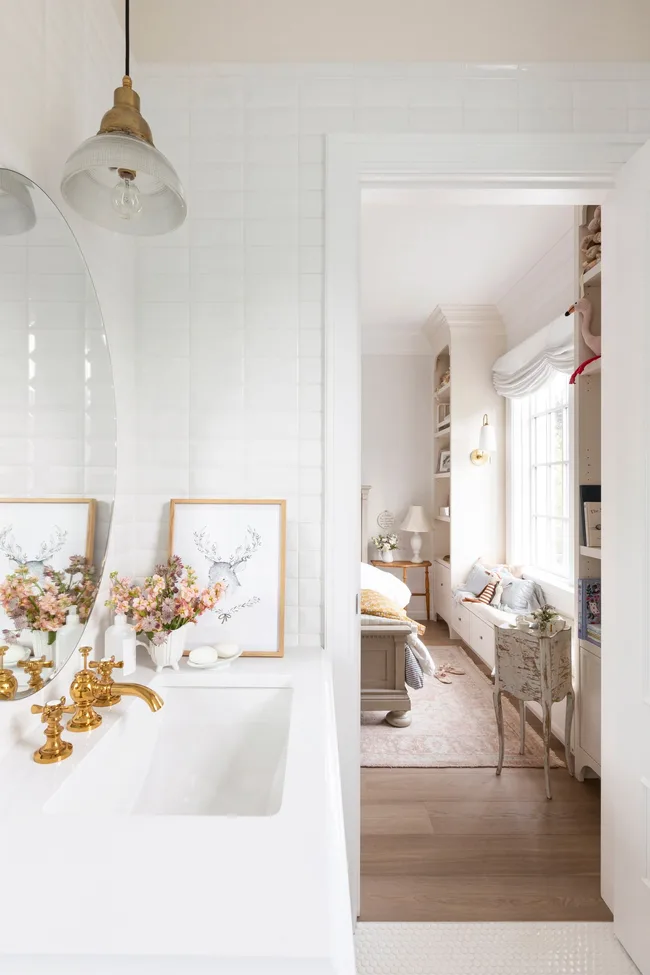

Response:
(0, 648), (355, 974)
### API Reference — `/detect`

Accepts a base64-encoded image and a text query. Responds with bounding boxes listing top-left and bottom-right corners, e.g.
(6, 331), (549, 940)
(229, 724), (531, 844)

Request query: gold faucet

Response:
(0, 646), (18, 701)
(18, 655), (54, 692)
(90, 656), (163, 712)
(68, 646), (103, 733)
(31, 696), (76, 764)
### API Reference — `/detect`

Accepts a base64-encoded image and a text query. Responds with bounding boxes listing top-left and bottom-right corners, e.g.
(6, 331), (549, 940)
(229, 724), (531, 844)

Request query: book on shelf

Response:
(578, 577), (601, 647)
(584, 502), (602, 548)
(579, 484), (600, 544)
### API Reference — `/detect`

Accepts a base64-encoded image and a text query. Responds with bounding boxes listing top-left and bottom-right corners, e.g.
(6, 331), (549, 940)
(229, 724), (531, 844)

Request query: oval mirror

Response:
(0, 169), (116, 700)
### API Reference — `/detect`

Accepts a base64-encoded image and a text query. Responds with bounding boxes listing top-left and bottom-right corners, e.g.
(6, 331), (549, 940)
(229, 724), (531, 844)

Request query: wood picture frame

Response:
(169, 499), (287, 657)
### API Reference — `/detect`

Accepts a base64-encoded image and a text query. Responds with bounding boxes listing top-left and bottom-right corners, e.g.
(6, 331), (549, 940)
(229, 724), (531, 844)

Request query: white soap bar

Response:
(189, 645), (220, 665)
(214, 642), (241, 659)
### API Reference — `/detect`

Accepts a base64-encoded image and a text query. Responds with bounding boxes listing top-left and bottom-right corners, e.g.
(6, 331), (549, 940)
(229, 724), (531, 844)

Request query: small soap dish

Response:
(187, 645), (236, 671)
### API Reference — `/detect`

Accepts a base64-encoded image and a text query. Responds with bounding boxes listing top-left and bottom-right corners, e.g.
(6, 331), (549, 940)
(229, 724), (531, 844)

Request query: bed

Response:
(360, 617), (414, 727)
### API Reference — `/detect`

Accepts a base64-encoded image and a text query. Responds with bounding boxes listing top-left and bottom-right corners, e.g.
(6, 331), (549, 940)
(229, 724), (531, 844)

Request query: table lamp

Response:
(400, 506), (431, 563)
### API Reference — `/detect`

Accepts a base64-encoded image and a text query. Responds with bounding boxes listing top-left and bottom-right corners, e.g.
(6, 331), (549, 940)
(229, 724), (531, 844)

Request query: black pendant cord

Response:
(125, 0), (130, 77)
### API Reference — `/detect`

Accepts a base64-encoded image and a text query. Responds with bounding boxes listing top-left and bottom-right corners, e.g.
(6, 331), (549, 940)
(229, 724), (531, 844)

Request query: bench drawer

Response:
(469, 613), (496, 668)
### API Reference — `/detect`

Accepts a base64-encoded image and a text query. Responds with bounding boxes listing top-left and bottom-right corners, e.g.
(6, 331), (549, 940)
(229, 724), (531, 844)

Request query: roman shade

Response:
(492, 313), (574, 398)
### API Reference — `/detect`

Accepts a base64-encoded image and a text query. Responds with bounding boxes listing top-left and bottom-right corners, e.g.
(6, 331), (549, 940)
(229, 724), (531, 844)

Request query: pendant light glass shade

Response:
(0, 170), (36, 235)
(61, 130), (186, 235)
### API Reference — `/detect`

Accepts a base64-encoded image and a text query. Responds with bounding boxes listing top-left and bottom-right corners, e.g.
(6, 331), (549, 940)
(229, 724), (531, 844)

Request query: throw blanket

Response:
(360, 589), (426, 636)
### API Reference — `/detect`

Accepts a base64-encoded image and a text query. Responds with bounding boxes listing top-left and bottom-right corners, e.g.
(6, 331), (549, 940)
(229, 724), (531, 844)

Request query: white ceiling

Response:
(115, 0), (650, 62)
(361, 193), (573, 353)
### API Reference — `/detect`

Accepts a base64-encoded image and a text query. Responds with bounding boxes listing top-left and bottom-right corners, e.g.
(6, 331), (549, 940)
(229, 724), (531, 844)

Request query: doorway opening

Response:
(357, 189), (606, 921)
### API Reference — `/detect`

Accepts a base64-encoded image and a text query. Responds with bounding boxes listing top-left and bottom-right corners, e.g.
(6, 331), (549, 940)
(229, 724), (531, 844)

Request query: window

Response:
(509, 371), (572, 580)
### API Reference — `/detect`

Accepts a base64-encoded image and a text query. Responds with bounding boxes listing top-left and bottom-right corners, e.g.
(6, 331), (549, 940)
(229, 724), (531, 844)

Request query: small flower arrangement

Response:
(106, 555), (225, 645)
(371, 533), (398, 553)
(531, 604), (563, 633)
(0, 557), (96, 643)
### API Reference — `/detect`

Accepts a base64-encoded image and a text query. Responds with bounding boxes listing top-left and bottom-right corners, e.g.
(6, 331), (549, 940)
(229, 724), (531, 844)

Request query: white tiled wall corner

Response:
(135, 60), (649, 648)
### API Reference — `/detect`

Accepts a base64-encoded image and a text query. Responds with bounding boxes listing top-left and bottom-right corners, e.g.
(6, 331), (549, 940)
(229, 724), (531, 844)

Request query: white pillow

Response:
(360, 562), (411, 609)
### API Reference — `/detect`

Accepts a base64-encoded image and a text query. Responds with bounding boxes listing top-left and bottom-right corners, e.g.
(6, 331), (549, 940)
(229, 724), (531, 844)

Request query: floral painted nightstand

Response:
(494, 624), (574, 799)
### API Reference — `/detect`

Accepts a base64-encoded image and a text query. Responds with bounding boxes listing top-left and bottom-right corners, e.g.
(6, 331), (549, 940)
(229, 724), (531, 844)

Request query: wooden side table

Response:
(494, 623), (574, 799)
(370, 560), (431, 620)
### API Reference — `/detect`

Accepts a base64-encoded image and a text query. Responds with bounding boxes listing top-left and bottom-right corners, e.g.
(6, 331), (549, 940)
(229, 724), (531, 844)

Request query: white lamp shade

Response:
(60, 133), (187, 235)
(478, 420), (497, 453)
(0, 170), (36, 235)
(400, 505), (431, 533)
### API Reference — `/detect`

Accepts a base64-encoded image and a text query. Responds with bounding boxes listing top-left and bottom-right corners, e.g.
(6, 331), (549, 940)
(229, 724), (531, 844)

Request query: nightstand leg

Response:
(493, 688), (504, 775)
(543, 701), (552, 800)
(425, 566), (430, 620)
(519, 700), (526, 755)
(565, 689), (575, 777)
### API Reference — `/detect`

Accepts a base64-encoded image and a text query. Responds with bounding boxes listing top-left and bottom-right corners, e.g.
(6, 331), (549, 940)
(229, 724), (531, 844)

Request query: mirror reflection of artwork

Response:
(169, 500), (286, 656)
(0, 499), (96, 635)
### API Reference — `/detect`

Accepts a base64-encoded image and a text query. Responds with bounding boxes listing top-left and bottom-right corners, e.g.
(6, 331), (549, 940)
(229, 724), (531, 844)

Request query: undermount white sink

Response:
(45, 677), (293, 817)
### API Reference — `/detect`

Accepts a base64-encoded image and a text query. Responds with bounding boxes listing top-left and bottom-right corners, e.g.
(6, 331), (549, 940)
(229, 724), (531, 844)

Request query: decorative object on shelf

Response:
(470, 414), (497, 466)
(579, 484), (601, 543)
(567, 297), (601, 384)
(371, 534), (398, 563)
(106, 556), (225, 671)
(438, 449), (451, 474)
(436, 403), (451, 431)
(494, 623), (574, 798)
(0, 169), (36, 235)
(584, 502), (601, 548)
(578, 578), (601, 648)
(376, 510), (395, 531)
(67, 646), (103, 733)
(580, 205), (601, 272)
(169, 499), (287, 657)
(18, 655), (53, 692)
(436, 369), (450, 393)
(0, 646), (18, 701)
(400, 506), (431, 563)
(60, 0), (186, 235)
(439, 506), (450, 518)
(30, 697), (76, 765)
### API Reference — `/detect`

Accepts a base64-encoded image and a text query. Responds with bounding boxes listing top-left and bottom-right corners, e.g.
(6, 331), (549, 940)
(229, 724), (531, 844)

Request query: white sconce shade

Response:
(400, 505), (431, 563)
(470, 414), (496, 466)
(400, 506), (431, 533)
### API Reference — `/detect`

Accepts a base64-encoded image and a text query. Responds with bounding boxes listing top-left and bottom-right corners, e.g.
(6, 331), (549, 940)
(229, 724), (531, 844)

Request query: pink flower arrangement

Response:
(0, 557), (97, 642)
(106, 556), (225, 645)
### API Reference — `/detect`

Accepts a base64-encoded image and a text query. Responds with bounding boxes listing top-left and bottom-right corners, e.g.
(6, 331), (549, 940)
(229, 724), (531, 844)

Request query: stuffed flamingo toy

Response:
(566, 296), (601, 384)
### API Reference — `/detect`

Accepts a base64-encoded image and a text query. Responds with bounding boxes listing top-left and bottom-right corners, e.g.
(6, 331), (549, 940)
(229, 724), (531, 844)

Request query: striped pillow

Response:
(477, 581), (497, 604)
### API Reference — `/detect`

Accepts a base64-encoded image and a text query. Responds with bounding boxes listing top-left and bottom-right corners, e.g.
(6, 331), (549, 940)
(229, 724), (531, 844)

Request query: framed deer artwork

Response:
(0, 498), (96, 634)
(169, 499), (287, 657)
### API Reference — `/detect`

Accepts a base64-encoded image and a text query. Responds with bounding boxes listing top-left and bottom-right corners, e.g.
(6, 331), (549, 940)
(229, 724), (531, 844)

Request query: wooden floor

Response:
(360, 621), (610, 923)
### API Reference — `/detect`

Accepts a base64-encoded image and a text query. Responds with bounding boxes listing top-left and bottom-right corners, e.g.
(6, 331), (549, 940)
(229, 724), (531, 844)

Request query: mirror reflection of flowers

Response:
(371, 533), (398, 552)
(106, 555), (225, 646)
(0, 556), (96, 644)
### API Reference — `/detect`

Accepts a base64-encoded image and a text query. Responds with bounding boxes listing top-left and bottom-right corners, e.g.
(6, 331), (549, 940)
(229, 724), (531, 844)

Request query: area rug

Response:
(361, 642), (565, 769)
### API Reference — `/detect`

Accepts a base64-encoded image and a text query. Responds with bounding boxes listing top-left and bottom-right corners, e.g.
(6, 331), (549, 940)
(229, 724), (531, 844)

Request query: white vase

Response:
(146, 623), (194, 672)
(381, 550), (394, 563)
(30, 629), (56, 663)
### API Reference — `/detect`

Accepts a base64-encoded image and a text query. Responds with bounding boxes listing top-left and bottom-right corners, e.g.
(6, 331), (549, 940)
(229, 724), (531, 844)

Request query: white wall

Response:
(498, 227), (576, 349)
(127, 0), (650, 62)
(0, 0), (134, 752)
(362, 355), (433, 614)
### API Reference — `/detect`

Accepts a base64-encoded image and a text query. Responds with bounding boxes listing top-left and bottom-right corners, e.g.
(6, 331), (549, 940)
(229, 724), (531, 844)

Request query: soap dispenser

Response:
(55, 605), (84, 668)
(104, 614), (138, 676)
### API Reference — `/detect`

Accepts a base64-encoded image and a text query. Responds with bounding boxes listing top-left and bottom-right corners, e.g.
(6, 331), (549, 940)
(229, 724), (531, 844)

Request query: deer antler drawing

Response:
(0, 524), (67, 580)
(194, 525), (262, 590)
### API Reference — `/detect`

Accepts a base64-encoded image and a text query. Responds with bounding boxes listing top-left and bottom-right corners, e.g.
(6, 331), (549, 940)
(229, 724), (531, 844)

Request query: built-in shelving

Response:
(435, 472), (450, 479)
(435, 427), (451, 438)
(579, 638), (601, 659)
(435, 382), (451, 400)
(435, 515), (450, 523)
(582, 261), (601, 286)
(580, 545), (602, 559)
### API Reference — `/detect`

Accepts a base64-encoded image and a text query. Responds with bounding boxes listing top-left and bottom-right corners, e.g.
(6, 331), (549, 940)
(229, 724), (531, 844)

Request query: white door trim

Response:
(323, 132), (644, 920)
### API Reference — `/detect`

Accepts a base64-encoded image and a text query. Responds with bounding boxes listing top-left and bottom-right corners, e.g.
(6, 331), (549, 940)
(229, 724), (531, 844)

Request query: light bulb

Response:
(112, 175), (143, 220)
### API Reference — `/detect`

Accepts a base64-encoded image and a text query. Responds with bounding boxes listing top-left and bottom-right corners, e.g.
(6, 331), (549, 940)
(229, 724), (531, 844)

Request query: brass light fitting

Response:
(0, 646), (18, 701)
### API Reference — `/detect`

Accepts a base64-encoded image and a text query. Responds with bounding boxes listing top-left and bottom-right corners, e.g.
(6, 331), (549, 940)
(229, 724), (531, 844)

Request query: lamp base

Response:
(470, 449), (490, 466)
(410, 532), (423, 563)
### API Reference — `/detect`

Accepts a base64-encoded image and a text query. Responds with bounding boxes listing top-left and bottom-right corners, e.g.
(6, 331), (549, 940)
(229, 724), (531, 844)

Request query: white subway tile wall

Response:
(135, 62), (650, 648)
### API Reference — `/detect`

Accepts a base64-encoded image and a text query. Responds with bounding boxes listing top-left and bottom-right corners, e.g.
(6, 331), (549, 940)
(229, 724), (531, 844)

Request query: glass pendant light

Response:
(0, 171), (36, 236)
(60, 0), (186, 235)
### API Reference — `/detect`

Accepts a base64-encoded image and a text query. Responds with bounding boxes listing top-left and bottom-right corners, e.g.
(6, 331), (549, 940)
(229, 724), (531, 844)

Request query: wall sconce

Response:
(470, 414), (497, 466)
